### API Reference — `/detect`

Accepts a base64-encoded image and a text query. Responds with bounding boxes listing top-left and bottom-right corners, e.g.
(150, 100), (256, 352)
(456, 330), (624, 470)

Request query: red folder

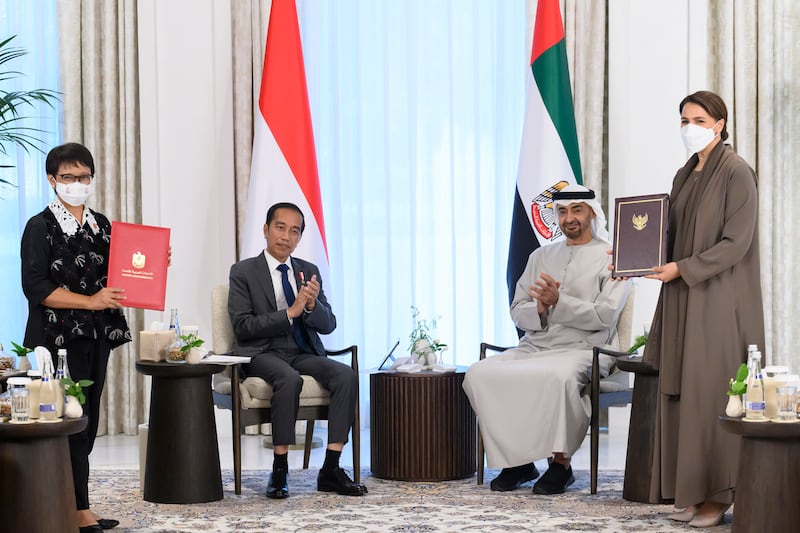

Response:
(107, 222), (171, 310)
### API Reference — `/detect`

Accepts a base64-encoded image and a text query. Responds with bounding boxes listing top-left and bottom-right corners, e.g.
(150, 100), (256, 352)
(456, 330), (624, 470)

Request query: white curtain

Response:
(57, 0), (144, 435)
(707, 0), (800, 370)
(230, 0), (607, 369)
(0, 1), (61, 356)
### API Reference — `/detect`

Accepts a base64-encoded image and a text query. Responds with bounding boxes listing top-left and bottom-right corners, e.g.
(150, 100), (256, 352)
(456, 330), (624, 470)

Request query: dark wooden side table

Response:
(720, 415), (800, 533)
(370, 368), (475, 481)
(615, 357), (671, 504)
(136, 360), (225, 503)
(0, 416), (88, 532)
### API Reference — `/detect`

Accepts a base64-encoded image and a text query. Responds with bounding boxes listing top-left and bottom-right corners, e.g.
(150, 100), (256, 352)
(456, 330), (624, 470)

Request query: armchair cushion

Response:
(213, 373), (331, 409)
(598, 368), (630, 393)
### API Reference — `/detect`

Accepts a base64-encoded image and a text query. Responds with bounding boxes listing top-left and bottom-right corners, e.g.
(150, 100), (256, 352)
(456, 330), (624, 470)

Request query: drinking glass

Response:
(9, 378), (31, 422)
(776, 385), (797, 421)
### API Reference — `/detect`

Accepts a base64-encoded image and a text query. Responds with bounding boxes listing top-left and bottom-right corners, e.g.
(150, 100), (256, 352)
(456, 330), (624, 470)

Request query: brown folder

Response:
(612, 194), (669, 277)
(107, 222), (171, 310)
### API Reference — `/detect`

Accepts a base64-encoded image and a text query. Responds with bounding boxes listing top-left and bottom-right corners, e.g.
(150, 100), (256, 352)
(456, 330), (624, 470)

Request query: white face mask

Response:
(680, 121), (720, 153)
(54, 181), (93, 207)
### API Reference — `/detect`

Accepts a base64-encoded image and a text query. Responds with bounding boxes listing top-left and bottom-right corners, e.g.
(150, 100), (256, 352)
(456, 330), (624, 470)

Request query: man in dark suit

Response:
(228, 202), (366, 498)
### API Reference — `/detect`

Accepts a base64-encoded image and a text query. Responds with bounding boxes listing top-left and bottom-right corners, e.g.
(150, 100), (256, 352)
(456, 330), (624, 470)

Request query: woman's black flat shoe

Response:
(97, 518), (120, 530)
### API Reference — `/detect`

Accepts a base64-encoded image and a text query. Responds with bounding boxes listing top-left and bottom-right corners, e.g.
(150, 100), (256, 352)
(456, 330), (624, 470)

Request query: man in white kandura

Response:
(463, 184), (631, 495)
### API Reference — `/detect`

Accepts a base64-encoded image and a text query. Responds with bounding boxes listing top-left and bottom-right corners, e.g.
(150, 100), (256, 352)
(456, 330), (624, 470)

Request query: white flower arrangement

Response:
(408, 306), (448, 366)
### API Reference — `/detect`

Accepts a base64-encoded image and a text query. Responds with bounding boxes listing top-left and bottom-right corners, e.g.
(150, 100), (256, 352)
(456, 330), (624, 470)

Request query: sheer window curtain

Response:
(232, 0), (529, 367)
(57, 0), (144, 435)
(707, 0), (800, 370)
(231, 0), (607, 370)
(0, 1), (61, 357)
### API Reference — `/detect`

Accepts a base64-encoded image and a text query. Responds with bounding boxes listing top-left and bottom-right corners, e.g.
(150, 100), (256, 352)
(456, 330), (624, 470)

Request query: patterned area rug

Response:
(89, 469), (732, 532)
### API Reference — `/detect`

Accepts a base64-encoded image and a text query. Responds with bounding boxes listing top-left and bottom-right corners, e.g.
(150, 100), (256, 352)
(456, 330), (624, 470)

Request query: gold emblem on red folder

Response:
(132, 251), (146, 269)
(631, 213), (648, 231)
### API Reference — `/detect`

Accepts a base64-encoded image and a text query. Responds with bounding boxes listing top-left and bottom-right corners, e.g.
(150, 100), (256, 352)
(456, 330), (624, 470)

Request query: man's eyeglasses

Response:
(57, 174), (94, 185)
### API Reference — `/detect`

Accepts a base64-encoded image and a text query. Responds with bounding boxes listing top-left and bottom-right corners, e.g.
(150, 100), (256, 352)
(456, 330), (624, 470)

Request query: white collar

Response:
(47, 199), (101, 237)
(263, 250), (292, 273)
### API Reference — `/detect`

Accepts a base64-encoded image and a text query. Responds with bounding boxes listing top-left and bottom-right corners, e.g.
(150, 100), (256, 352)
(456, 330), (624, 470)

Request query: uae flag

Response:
(506, 0), (582, 304)
(241, 0), (329, 284)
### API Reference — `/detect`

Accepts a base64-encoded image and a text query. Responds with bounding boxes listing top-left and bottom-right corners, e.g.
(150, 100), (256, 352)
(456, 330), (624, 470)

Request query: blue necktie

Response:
(277, 264), (310, 352)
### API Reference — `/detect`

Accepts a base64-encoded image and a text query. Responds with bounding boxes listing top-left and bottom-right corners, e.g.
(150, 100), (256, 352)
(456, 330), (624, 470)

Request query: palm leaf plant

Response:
(0, 34), (60, 187)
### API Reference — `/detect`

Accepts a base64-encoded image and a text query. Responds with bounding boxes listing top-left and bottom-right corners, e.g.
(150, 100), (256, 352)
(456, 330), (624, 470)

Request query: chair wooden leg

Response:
(232, 365), (242, 495)
(303, 420), (314, 469)
(477, 422), (485, 485)
(353, 397), (361, 484)
(590, 404), (599, 495)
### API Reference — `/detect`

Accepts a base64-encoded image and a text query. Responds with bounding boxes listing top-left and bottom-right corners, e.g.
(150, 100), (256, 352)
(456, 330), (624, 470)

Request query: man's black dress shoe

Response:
(490, 463), (540, 491)
(266, 468), (289, 499)
(317, 467), (368, 496)
(79, 525), (103, 533)
(97, 518), (120, 530)
(532, 462), (575, 495)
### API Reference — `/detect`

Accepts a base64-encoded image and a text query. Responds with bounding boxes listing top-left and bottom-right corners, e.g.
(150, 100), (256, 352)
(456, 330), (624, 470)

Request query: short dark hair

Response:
(679, 91), (729, 142)
(45, 142), (95, 176)
(265, 202), (305, 233)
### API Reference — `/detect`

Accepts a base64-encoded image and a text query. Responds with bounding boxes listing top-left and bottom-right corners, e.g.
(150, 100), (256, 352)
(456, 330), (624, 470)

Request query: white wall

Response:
(137, 0), (237, 340)
(134, 0), (707, 346)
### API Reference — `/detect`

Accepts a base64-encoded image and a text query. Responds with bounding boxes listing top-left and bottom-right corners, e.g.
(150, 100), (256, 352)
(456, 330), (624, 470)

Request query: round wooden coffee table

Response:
(720, 415), (800, 533)
(0, 416), (88, 532)
(136, 360), (225, 503)
(370, 368), (475, 481)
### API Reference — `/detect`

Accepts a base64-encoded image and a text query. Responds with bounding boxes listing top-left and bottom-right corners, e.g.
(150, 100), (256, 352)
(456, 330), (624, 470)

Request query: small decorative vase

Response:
(16, 355), (32, 372)
(64, 395), (83, 418)
(186, 347), (204, 364)
(725, 395), (743, 417)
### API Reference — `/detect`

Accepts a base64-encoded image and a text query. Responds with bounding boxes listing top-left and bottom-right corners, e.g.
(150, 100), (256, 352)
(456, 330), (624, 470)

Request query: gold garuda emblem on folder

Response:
(132, 251), (146, 269)
(631, 213), (648, 231)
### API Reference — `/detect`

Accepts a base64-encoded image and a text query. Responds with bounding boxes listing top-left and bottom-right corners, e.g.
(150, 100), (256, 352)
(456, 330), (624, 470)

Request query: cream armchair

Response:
(210, 285), (360, 495)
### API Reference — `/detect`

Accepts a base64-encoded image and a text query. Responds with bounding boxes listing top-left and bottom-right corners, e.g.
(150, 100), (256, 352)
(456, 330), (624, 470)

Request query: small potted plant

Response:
(61, 377), (94, 418)
(628, 331), (648, 355)
(408, 306), (448, 367)
(10, 341), (33, 371)
(167, 333), (205, 363)
(725, 363), (748, 417)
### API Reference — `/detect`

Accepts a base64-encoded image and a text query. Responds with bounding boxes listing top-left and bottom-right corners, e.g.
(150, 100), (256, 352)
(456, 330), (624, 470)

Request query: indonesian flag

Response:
(241, 0), (329, 286)
(505, 0), (582, 304)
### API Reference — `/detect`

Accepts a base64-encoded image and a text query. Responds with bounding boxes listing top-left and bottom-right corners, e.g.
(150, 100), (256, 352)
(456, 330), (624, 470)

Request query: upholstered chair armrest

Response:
(325, 345), (358, 373)
(591, 346), (632, 407)
(479, 342), (512, 361)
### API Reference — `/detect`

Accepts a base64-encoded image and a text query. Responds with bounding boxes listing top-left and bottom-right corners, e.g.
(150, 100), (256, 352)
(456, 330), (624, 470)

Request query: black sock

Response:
(322, 448), (341, 471)
(273, 452), (288, 471)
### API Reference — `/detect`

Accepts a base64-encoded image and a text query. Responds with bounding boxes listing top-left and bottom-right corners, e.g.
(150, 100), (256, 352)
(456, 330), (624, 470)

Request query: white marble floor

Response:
(90, 404), (632, 474)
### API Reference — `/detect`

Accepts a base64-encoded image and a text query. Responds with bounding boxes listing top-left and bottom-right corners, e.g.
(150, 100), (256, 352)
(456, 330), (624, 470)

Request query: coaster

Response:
(741, 417), (769, 423)
(37, 418), (63, 424)
(773, 417), (800, 423)
(8, 418), (34, 424)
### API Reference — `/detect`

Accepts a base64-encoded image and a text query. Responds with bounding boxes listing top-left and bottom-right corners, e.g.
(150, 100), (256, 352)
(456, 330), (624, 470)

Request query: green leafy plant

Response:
(628, 332), (648, 355)
(60, 377), (94, 405)
(408, 306), (447, 359)
(9, 341), (32, 358)
(0, 34), (61, 187)
(727, 363), (748, 396)
(178, 333), (205, 354)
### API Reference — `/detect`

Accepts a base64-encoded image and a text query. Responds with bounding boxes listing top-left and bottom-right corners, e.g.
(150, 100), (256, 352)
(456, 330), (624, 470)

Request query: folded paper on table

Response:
(107, 222), (170, 310)
(201, 353), (252, 365)
(612, 194), (669, 277)
(139, 330), (176, 362)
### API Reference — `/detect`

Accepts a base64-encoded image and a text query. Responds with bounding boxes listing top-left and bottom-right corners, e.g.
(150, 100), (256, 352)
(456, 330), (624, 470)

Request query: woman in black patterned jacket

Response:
(21, 142), (128, 532)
